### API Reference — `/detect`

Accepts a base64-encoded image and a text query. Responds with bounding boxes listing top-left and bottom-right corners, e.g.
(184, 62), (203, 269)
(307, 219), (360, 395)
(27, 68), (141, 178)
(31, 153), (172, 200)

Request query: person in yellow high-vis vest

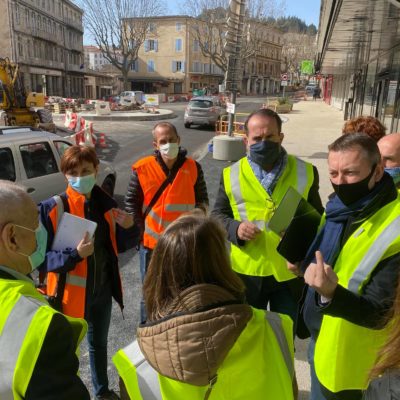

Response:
(113, 213), (295, 400)
(302, 133), (400, 400)
(212, 108), (323, 325)
(0, 180), (89, 400)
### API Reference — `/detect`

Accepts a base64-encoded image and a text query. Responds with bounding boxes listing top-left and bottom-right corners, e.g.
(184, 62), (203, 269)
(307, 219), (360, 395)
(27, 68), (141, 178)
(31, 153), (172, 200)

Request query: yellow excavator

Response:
(0, 57), (54, 129)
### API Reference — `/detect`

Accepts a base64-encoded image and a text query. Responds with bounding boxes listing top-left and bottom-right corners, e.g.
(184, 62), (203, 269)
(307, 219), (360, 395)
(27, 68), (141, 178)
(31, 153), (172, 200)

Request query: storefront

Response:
(317, 0), (400, 132)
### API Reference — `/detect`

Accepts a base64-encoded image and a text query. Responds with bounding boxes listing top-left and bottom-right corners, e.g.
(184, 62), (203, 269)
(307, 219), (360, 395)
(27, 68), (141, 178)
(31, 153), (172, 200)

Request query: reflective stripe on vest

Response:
(224, 156), (314, 280)
(265, 312), (294, 378)
(229, 156), (310, 220)
(113, 341), (162, 400)
(0, 279), (87, 399)
(135, 156), (197, 249)
(314, 198), (400, 393)
(66, 274), (87, 288)
(0, 296), (39, 399)
(47, 188), (120, 318)
(113, 308), (294, 400)
(348, 216), (400, 293)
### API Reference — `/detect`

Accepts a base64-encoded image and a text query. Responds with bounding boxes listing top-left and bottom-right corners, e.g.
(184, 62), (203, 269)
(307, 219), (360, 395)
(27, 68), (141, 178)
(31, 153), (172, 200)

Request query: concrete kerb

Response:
(78, 109), (176, 122)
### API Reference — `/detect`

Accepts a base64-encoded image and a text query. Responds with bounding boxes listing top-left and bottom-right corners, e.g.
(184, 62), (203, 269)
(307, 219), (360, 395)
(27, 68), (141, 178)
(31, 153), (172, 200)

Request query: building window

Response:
(193, 61), (201, 73)
(175, 38), (182, 52)
(147, 60), (155, 72)
(144, 39), (158, 52)
(18, 38), (23, 57)
(193, 39), (199, 52)
(148, 22), (156, 32)
(15, 5), (20, 24)
(130, 59), (139, 72)
(176, 22), (182, 32)
(172, 61), (184, 72)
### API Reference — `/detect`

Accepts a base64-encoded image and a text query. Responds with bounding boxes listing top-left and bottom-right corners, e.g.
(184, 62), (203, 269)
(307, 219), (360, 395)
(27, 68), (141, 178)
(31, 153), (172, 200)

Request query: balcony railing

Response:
(64, 17), (83, 32)
(20, 57), (65, 70)
(31, 27), (61, 44)
(67, 64), (84, 73)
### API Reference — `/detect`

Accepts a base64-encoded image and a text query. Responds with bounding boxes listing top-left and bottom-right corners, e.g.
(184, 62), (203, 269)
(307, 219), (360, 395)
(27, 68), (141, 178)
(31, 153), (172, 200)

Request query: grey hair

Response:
(0, 180), (32, 225)
(152, 122), (178, 140)
(328, 132), (381, 167)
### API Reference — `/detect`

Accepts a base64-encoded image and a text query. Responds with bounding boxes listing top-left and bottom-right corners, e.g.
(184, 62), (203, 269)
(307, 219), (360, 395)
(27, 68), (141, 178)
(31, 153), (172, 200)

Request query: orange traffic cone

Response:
(98, 133), (107, 148)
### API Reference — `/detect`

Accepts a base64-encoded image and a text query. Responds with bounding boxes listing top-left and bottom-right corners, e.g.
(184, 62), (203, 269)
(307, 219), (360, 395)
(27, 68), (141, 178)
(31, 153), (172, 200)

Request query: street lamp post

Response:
(224, 0), (247, 136)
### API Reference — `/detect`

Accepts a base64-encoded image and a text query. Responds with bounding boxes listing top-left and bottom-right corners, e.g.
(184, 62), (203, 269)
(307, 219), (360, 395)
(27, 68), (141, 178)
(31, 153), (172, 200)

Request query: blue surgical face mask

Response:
(67, 174), (96, 194)
(385, 167), (400, 185)
(15, 222), (48, 271)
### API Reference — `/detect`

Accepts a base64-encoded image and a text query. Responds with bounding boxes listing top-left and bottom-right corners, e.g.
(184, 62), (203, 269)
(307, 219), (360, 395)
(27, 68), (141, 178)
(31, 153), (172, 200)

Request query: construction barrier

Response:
(95, 101), (111, 116)
(215, 113), (249, 137)
(64, 111), (78, 130)
(98, 133), (107, 148)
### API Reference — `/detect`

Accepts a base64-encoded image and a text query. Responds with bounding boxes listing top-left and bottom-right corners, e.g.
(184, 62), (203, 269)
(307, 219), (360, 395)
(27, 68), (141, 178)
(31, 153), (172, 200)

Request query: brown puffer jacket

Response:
(137, 284), (252, 386)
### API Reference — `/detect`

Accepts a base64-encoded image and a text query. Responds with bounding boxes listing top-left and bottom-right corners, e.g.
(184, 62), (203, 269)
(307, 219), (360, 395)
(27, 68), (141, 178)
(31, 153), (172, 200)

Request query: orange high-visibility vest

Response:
(134, 156), (198, 249)
(47, 186), (119, 318)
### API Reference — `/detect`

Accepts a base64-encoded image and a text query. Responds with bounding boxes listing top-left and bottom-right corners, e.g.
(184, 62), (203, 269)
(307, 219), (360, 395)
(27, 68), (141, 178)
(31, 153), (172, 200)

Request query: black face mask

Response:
(331, 165), (376, 206)
(249, 140), (281, 169)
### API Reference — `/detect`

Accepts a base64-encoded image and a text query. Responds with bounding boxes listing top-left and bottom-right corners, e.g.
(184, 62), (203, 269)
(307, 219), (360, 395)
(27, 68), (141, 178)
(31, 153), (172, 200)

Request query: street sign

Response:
(281, 73), (288, 81)
(226, 102), (236, 114)
(281, 81), (288, 86)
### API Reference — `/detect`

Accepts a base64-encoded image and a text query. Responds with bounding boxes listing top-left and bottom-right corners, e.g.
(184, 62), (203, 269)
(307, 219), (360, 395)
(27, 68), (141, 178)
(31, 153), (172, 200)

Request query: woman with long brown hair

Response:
(113, 212), (295, 400)
(365, 278), (400, 399)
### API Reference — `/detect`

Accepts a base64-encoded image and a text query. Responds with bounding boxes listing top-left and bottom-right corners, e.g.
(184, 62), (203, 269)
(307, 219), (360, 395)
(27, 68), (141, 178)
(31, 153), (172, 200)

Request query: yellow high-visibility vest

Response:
(314, 195), (400, 393)
(0, 276), (87, 399)
(223, 155), (314, 281)
(113, 308), (294, 400)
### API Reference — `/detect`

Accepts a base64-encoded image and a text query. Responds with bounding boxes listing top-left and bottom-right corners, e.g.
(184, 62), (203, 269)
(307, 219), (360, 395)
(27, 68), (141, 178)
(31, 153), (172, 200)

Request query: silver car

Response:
(0, 127), (116, 204)
(184, 96), (227, 128)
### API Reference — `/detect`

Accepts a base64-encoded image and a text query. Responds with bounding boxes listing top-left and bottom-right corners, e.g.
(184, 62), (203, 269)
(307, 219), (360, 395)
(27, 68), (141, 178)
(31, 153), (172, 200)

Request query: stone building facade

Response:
(123, 16), (282, 95)
(0, 0), (84, 98)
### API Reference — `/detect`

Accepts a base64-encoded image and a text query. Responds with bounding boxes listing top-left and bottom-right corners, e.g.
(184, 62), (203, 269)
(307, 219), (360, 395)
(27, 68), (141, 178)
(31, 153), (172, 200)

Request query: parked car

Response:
(118, 91), (145, 106)
(305, 83), (317, 94)
(0, 127), (116, 203)
(184, 96), (227, 128)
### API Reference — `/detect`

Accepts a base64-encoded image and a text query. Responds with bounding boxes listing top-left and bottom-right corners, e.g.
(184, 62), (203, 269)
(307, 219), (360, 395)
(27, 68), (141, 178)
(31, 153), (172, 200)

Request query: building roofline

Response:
(122, 15), (192, 21)
(64, 0), (83, 14)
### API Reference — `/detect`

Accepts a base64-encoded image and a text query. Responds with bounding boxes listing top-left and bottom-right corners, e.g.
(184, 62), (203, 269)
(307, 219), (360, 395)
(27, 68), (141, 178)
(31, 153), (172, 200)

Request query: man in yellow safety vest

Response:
(212, 108), (323, 325)
(303, 133), (400, 399)
(0, 180), (89, 399)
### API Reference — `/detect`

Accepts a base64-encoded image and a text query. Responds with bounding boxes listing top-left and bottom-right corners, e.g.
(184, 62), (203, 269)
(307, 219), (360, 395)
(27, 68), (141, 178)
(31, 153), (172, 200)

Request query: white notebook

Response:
(52, 212), (97, 251)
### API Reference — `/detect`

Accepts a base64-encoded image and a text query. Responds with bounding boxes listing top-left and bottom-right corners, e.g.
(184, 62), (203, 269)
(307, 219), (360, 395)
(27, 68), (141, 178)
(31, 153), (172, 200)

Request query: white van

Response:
(119, 91), (145, 106)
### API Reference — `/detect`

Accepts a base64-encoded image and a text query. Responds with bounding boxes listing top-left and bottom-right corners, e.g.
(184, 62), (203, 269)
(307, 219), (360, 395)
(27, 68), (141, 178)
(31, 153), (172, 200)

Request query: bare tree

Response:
(281, 32), (316, 83)
(79, 0), (165, 90)
(182, 0), (286, 73)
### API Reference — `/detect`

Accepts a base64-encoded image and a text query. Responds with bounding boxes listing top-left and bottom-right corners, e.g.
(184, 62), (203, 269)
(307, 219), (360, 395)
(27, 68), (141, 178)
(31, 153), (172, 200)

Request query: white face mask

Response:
(159, 142), (179, 160)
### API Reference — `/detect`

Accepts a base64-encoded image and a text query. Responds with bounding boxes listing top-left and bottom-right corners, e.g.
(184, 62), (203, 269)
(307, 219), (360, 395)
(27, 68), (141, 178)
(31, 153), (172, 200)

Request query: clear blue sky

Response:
(83, 0), (321, 45)
(283, 0), (321, 27)
(166, 0), (321, 26)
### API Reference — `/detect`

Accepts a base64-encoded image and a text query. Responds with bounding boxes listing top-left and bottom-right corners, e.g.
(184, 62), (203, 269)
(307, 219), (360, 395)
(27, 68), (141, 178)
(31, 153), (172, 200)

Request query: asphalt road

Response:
(68, 96), (267, 397)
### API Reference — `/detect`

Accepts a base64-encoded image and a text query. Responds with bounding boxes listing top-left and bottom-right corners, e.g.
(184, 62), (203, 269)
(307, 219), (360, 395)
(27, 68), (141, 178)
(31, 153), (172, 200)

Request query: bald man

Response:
(378, 133), (400, 186)
(0, 181), (89, 399)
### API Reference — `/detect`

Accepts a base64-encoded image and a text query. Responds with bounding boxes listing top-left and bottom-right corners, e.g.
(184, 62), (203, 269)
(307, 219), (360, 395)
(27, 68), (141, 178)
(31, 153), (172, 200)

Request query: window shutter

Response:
(182, 61), (185, 73)
(154, 40), (158, 52)
(144, 40), (149, 52)
(172, 61), (176, 72)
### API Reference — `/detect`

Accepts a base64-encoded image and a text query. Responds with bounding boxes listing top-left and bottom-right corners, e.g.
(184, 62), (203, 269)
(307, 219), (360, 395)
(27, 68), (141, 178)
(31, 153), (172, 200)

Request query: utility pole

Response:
(224, 0), (246, 136)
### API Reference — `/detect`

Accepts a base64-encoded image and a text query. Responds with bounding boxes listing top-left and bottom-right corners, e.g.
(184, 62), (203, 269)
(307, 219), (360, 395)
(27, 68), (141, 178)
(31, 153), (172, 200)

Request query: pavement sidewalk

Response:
(198, 99), (344, 399)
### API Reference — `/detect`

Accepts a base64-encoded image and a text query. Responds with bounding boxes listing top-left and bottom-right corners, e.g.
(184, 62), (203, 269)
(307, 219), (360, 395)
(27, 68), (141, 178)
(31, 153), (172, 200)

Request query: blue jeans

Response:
(87, 285), (112, 397)
(308, 337), (327, 400)
(139, 245), (152, 324)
